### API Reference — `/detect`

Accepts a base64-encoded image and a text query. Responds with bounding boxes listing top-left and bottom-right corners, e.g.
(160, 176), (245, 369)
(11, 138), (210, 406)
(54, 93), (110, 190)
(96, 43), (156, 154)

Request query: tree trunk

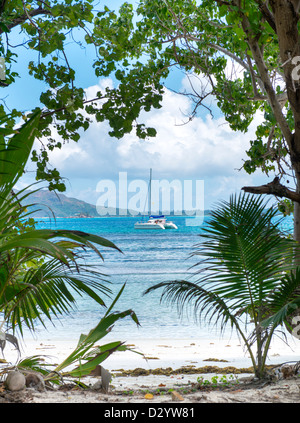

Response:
(270, 1), (300, 245)
(267, 1), (300, 339)
(294, 186), (300, 244)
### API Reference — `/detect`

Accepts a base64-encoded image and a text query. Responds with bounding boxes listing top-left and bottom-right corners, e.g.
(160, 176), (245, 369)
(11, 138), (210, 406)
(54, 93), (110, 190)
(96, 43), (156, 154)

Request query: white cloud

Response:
(20, 77), (271, 208)
(116, 88), (263, 179)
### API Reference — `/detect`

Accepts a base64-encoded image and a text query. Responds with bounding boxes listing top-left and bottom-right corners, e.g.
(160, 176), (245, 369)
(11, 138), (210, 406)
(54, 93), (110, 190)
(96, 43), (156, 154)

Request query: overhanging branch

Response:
(242, 177), (300, 203)
(0, 7), (51, 35)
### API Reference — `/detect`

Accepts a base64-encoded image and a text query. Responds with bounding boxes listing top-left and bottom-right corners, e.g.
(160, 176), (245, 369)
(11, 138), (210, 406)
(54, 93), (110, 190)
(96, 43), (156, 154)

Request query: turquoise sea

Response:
(27, 214), (294, 343)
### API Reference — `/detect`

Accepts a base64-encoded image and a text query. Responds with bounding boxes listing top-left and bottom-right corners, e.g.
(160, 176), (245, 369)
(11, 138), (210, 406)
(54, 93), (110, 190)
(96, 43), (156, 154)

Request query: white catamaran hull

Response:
(134, 220), (178, 230)
(134, 222), (165, 229)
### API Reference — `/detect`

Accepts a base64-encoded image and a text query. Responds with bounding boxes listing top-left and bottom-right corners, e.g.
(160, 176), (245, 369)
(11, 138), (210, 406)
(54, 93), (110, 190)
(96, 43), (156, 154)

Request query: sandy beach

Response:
(15, 333), (300, 372)
(2, 333), (300, 405)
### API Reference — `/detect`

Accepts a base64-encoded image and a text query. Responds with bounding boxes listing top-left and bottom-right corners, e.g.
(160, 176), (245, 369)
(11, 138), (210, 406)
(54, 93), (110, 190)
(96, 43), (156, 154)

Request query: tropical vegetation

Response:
(0, 110), (139, 383)
(3, 0), (300, 384)
(0, 0), (162, 192)
(145, 193), (300, 379)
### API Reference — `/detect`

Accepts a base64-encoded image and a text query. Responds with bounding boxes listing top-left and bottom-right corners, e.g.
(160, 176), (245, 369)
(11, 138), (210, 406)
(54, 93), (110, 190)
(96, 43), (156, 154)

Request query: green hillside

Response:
(21, 190), (98, 218)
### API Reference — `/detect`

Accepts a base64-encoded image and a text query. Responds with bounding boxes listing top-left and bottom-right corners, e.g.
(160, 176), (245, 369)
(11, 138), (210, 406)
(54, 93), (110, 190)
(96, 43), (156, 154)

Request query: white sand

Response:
(3, 334), (300, 387)
(2, 334), (300, 403)
(4, 333), (300, 370)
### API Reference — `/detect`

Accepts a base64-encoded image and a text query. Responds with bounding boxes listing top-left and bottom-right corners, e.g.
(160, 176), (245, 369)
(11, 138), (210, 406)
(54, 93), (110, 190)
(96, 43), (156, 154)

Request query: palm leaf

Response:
(0, 189), (122, 335)
(189, 194), (298, 313)
(145, 193), (300, 355)
(2, 258), (112, 334)
(49, 284), (140, 379)
(0, 111), (41, 191)
(262, 268), (300, 329)
(0, 229), (121, 260)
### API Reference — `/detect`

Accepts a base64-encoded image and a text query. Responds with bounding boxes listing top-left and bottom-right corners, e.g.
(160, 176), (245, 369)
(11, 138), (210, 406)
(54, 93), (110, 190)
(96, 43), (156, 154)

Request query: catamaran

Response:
(134, 169), (178, 230)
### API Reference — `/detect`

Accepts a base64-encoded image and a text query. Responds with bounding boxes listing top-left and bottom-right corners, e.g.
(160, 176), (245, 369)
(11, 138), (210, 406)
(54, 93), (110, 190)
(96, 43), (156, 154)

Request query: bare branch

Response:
(239, 11), (293, 147)
(190, 38), (251, 72)
(245, 52), (267, 98)
(21, 0), (42, 35)
(242, 177), (300, 203)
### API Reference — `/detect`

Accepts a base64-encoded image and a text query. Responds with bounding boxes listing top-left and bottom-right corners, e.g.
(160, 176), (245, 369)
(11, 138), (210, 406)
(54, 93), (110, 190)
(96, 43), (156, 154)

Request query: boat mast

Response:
(149, 168), (152, 215)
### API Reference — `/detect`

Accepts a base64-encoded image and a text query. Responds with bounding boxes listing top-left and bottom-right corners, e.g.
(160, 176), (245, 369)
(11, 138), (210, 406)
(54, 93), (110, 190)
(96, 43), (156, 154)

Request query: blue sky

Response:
(7, 1), (275, 211)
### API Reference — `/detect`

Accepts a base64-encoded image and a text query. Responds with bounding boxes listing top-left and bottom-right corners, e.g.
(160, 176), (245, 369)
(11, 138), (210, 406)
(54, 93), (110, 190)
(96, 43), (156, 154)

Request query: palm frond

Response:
(0, 111), (41, 192)
(2, 258), (112, 334)
(50, 284), (140, 379)
(189, 193), (299, 312)
(262, 268), (300, 329)
(0, 111), (126, 343)
(145, 193), (300, 365)
(145, 279), (243, 334)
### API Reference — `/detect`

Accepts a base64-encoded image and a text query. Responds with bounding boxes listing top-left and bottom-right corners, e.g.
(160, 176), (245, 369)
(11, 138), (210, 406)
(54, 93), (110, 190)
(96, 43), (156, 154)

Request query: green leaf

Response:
(49, 286), (140, 379)
(0, 111), (41, 189)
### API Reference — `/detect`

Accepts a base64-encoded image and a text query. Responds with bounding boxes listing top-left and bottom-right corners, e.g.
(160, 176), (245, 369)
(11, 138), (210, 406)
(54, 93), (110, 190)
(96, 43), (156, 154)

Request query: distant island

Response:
(20, 189), (210, 218)
(19, 190), (96, 218)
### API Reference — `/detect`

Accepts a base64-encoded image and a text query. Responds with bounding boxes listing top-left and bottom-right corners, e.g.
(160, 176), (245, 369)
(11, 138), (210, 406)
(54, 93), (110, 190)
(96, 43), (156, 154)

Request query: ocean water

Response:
(25, 214), (294, 343)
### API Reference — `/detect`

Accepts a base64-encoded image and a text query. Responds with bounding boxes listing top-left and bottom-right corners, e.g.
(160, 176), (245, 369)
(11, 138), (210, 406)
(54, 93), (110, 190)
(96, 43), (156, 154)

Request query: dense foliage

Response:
(0, 0), (163, 191)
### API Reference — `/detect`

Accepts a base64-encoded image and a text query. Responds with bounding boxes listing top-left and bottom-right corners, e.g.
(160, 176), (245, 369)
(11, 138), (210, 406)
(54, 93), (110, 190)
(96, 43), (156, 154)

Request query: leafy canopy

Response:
(92, 0), (300, 216)
(0, 0), (163, 191)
